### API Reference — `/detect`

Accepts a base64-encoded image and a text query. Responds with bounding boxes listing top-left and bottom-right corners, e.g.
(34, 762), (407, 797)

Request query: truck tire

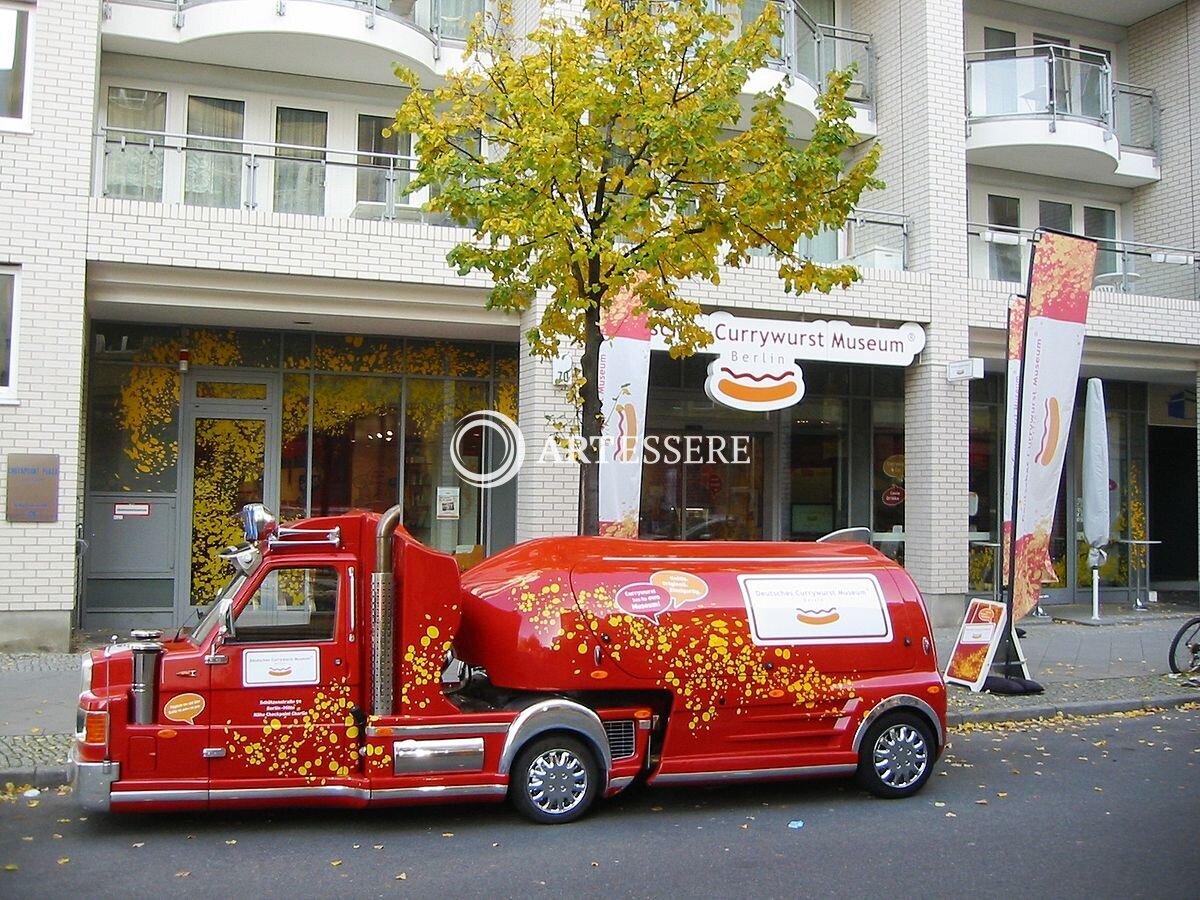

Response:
(509, 734), (600, 824)
(856, 711), (935, 799)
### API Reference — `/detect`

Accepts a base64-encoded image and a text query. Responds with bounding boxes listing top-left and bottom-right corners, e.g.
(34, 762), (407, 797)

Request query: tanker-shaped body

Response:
(458, 537), (946, 783)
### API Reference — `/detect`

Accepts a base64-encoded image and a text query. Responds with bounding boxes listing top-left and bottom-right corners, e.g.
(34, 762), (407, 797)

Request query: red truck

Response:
(72, 504), (947, 823)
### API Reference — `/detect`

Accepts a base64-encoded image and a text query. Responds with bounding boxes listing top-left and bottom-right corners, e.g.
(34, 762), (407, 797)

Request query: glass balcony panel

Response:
(104, 88), (167, 202)
(966, 53), (1053, 118)
(438, 0), (484, 41)
(274, 108), (328, 216)
(968, 225), (1199, 301)
(185, 96), (246, 209)
(1114, 85), (1156, 151)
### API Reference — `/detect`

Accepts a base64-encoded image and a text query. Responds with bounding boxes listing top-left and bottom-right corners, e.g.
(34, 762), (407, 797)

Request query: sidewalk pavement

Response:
(2, 601), (1198, 788)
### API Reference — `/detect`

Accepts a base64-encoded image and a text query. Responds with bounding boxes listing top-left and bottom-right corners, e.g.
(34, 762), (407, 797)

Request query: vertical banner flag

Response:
(1082, 378), (1111, 620)
(1081, 378), (1111, 569)
(597, 286), (652, 538)
(1006, 231), (1098, 621)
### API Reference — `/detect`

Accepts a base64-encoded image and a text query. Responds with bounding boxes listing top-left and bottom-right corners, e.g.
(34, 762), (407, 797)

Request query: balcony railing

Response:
(747, 209), (908, 270)
(964, 45), (1159, 154)
(733, 2), (873, 103)
(968, 224), (1199, 301)
(96, 126), (438, 222)
(132, 0), (484, 46)
(96, 127), (906, 271)
(842, 209), (908, 270)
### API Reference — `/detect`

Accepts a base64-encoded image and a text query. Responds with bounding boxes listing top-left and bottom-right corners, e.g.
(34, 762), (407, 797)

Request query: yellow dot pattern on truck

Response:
(401, 612), (457, 711)
(223, 678), (360, 782)
(511, 575), (854, 733)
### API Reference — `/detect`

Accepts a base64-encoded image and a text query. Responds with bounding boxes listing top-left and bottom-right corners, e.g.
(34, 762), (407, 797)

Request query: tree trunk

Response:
(577, 302), (604, 536)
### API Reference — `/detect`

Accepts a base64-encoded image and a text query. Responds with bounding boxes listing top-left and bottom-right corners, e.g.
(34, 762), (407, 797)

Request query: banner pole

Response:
(1000, 268), (1037, 679)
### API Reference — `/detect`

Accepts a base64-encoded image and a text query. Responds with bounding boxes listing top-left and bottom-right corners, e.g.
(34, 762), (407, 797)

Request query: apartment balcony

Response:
(102, 0), (482, 84)
(94, 124), (443, 221)
(93, 124), (907, 281)
(731, 1), (875, 141)
(965, 46), (1159, 188)
(968, 224), (1197, 301)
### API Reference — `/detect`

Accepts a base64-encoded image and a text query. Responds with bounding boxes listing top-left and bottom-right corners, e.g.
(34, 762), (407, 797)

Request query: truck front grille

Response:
(603, 720), (636, 760)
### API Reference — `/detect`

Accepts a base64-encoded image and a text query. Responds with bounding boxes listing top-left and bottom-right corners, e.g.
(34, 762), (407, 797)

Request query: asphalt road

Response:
(2, 708), (1198, 899)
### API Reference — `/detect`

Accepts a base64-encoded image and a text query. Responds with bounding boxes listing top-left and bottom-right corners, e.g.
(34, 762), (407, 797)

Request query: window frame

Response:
(0, 266), (19, 404)
(0, 0), (35, 133)
(229, 564), (341, 644)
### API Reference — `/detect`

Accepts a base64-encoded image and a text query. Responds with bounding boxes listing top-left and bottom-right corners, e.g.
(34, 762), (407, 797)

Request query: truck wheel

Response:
(509, 734), (600, 824)
(857, 712), (934, 799)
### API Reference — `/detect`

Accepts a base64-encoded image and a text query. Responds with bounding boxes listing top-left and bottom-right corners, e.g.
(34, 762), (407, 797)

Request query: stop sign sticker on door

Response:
(882, 485), (905, 507)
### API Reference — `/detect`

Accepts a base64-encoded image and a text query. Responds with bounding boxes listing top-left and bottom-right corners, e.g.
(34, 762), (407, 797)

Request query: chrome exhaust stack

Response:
(128, 629), (164, 725)
(372, 505), (404, 717)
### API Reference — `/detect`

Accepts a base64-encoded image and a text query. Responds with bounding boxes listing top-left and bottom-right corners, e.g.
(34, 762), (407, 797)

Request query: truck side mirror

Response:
(217, 604), (236, 645)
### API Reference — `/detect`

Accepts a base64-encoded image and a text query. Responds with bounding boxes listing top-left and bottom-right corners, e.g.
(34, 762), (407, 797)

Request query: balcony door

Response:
(177, 372), (281, 619)
(979, 27), (1017, 116)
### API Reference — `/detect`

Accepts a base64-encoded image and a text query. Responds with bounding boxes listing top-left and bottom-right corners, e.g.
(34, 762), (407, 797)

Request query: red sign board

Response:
(881, 485), (904, 507)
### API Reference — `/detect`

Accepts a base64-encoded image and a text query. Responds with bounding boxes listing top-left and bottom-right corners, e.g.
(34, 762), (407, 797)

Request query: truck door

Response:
(206, 561), (365, 799)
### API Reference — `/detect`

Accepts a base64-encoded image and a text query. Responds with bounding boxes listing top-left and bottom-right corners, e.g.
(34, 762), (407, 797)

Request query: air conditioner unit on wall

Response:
(848, 247), (904, 271)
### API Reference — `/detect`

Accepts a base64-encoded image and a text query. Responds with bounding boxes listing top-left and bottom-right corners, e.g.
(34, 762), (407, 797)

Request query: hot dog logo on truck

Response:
(242, 647), (320, 687)
(738, 574), (892, 645)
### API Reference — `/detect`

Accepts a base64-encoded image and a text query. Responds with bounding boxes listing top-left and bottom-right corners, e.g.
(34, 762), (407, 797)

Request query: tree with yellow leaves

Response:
(392, 0), (881, 533)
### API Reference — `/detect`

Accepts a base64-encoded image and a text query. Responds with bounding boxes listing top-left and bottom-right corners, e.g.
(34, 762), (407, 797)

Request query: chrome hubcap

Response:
(873, 724), (929, 789)
(527, 748), (588, 814)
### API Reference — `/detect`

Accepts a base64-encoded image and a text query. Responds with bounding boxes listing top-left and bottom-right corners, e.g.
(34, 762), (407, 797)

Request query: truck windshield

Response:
(188, 575), (246, 645)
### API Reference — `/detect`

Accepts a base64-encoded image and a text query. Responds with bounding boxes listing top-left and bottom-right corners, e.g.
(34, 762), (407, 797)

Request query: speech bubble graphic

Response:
(615, 582), (672, 624)
(163, 692), (205, 725)
(650, 570), (710, 608)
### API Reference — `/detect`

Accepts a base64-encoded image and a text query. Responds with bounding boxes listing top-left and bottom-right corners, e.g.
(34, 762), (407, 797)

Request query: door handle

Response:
(176, 669), (198, 678)
(204, 654), (229, 665)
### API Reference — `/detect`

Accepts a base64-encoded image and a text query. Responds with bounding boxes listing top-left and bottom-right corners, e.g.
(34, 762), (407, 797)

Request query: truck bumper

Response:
(69, 748), (118, 813)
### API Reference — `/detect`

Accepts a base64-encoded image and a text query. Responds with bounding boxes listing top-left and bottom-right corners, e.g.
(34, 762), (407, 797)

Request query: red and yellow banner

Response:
(1004, 231), (1098, 620)
(597, 285), (652, 537)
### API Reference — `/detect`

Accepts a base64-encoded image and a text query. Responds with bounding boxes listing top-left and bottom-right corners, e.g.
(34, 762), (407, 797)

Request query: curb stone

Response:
(947, 692), (1200, 726)
(4, 766), (70, 789)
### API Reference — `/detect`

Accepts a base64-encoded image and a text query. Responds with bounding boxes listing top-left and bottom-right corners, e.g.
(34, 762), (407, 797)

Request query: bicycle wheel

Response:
(1168, 616), (1200, 674)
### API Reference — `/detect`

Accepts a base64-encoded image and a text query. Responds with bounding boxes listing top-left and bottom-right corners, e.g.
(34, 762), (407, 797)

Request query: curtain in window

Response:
(439, 0), (483, 41)
(274, 108), (327, 216)
(105, 88), (167, 202)
(987, 194), (1022, 282)
(185, 96), (245, 209)
(1085, 206), (1118, 275)
(0, 6), (29, 120)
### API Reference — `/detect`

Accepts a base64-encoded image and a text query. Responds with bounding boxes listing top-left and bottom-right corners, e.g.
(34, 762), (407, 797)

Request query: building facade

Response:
(1, 0), (1197, 649)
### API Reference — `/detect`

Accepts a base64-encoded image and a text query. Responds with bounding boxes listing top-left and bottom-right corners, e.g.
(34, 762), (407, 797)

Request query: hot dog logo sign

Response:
(738, 573), (893, 645)
(656, 312), (926, 412)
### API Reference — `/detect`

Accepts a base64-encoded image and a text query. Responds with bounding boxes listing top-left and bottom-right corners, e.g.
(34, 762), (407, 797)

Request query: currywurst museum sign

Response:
(648, 312), (927, 412)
